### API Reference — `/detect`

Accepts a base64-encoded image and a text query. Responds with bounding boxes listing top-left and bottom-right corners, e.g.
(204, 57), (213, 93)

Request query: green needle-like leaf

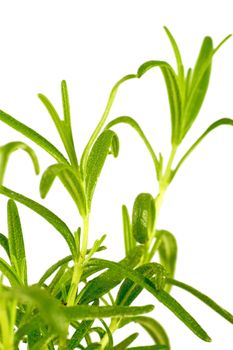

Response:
(80, 74), (136, 175)
(0, 185), (77, 259)
(113, 333), (138, 350)
(181, 37), (213, 140)
(61, 80), (78, 168)
(137, 61), (182, 145)
(63, 304), (154, 320)
(78, 246), (144, 304)
(172, 118), (233, 179)
(0, 233), (10, 258)
(0, 141), (39, 184)
(116, 263), (166, 306)
(122, 204), (135, 257)
(86, 258), (211, 342)
(156, 230), (177, 292)
(120, 316), (170, 348)
(7, 200), (28, 285)
(167, 278), (233, 324)
(164, 26), (184, 88)
(106, 116), (160, 179)
(38, 255), (72, 286)
(0, 110), (68, 164)
(39, 163), (86, 216)
(0, 257), (21, 286)
(68, 319), (94, 350)
(85, 129), (119, 208)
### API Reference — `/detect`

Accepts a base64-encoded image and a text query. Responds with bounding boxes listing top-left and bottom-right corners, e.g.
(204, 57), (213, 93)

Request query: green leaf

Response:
(78, 246), (144, 304)
(120, 316), (170, 348)
(61, 80), (79, 168)
(137, 61), (182, 145)
(38, 255), (72, 286)
(0, 185), (77, 260)
(0, 141), (39, 184)
(0, 233), (10, 258)
(62, 304), (154, 320)
(167, 278), (233, 324)
(181, 37), (213, 140)
(116, 263), (166, 306)
(14, 314), (42, 348)
(0, 257), (21, 286)
(86, 258), (211, 342)
(68, 319), (94, 350)
(172, 118), (233, 180)
(122, 204), (135, 256)
(106, 116), (160, 179)
(80, 74), (136, 175)
(132, 193), (156, 244)
(4, 286), (67, 337)
(157, 230), (177, 292)
(30, 333), (55, 350)
(100, 319), (113, 350)
(113, 333), (138, 350)
(39, 163), (86, 216)
(0, 110), (68, 164)
(61, 80), (71, 127)
(85, 129), (119, 208)
(7, 200), (27, 285)
(163, 27), (184, 87)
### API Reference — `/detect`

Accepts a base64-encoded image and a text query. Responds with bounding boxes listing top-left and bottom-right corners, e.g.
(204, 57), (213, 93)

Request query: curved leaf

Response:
(80, 74), (137, 174)
(68, 319), (94, 350)
(0, 110), (68, 164)
(78, 246), (144, 304)
(86, 258), (211, 342)
(39, 163), (86, 216)
(164, 26), (184, 87)
(167, 278), (233, 324)
(7, 200), (27, 285)
(0, 185), (77, 259)
(85, 129), (119, 208)
(61, 80), (78, 168)
(120, 316), (170, 348)
(38, 255), (72, 286)
(116, 263), (166, 306)
(106, 116), (160, 179)
(122, 204), (135, 257)
(132, 193), (156, 244)
(0, 233), (10, 258)
(137, 61), (182, 145)
(172, 118), (233, 179)
(113, 333), (138, 350)
(157, 230), (177, 292)
(0, 257), (21, 286)
(0, 141), (39, 184)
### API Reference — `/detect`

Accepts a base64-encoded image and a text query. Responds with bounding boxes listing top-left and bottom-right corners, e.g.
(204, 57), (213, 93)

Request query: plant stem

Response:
(100, 145), (178, 349)
(67, 215), (89, 306)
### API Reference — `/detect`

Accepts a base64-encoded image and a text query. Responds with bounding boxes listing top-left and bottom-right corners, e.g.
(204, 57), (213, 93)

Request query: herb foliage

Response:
(0, 27), (232, 349)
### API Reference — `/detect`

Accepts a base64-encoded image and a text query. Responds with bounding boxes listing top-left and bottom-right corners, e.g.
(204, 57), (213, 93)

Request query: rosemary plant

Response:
(0, 27), (232, 349)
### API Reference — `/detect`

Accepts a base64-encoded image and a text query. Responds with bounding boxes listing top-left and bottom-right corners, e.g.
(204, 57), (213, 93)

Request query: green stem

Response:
(146, 144), (177, 263)
(100, 146), (178, 348)
(67, 215), (89, 306)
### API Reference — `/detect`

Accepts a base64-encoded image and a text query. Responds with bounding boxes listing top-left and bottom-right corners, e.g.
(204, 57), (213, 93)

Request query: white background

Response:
(0, 0), (233, 349)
